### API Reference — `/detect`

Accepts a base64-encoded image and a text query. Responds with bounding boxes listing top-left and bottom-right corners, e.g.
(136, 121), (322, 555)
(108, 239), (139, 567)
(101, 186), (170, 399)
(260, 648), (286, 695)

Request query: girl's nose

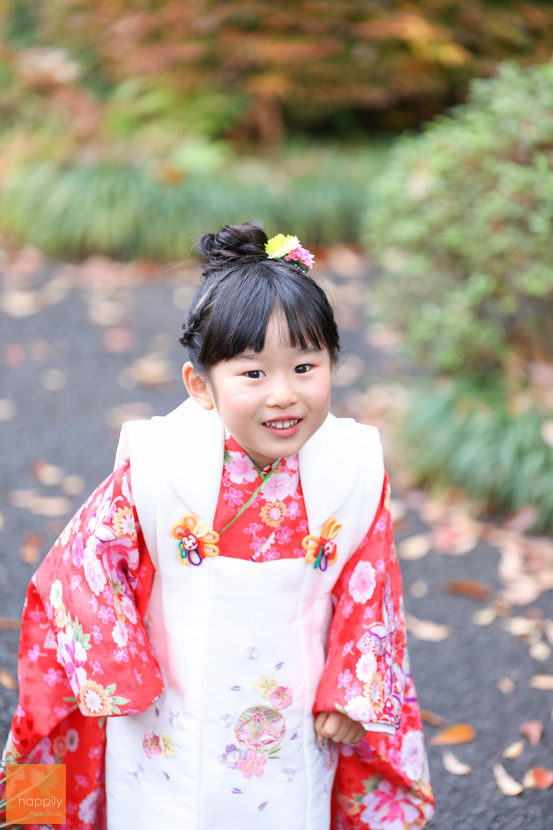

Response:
(266, 376), (298, 407)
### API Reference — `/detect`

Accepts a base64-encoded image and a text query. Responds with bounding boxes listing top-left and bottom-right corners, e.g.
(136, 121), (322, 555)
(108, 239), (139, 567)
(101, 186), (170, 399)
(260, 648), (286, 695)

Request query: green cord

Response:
(218, 460), (282, 537)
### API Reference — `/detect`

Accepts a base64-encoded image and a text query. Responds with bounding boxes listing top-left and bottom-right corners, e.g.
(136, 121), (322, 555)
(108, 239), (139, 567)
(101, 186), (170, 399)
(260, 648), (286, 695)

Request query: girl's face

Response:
(184, 314), (333, 469)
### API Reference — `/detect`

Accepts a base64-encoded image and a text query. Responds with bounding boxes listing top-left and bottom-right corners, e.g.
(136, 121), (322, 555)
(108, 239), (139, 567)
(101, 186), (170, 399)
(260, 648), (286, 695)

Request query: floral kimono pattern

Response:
(1, 435), (434, 830)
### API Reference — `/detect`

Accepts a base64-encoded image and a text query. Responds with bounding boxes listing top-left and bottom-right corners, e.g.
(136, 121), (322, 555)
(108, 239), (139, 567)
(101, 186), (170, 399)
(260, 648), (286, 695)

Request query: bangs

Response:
(197, 262), (338, 367)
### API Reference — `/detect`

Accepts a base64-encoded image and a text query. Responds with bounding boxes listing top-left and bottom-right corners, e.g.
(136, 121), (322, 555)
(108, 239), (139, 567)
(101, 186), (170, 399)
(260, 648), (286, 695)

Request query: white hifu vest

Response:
(105, 399), (384, 830)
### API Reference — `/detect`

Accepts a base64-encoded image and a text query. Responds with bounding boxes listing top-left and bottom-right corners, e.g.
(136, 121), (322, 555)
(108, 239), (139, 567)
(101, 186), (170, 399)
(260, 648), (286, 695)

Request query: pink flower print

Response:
(342, 640), (354, 657)
(237, 749), (267, 779)
(373, 516), (387, 534)
(364, 606), (375, 622)
(71, 574), (83, 591)
(98, 605), (115, 624)
(342, 600), (354, 619)
(338, 670), (352, 689)
(249, 536), (268, 556)
(88, 660), (104, 676)
(295, 519), (308, 534)
(43, 668), (64, 688)
(375, 557), (385, 575)
(227, 453), (258, 484)
(360, 779), (421, 829)
(143, 730), (163, 758)
(92, 626), (102, 644)
(224, 487), (244, 508)
(269, 685), (294, 710)
(276, 526), (293, 545)
(114, 647), (129, 663)
(244, 522), (263, 535)
(287, 501), (301, 519)
(28, 644), (44, 662)
(262, 546), (279, 562)
(134, 669), (143, 685)
(57, 628), (87, 691)
(349, 561), (377, 604)
(72, 533), (84, 568)
(345, 681), (362, 701)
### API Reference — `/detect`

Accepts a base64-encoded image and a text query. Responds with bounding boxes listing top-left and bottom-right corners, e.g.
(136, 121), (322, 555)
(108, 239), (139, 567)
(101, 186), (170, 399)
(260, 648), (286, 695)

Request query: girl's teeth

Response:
(265, 419), (299, 429)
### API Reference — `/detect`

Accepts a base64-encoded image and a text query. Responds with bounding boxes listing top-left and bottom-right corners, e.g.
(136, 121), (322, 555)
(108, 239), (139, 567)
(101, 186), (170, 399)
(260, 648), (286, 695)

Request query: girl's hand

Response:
(314, 711), (366, 744)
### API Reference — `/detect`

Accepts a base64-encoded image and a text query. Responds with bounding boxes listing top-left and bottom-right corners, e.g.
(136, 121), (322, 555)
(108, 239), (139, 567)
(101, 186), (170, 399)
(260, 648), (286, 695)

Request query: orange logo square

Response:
(5, 764), (66, 825)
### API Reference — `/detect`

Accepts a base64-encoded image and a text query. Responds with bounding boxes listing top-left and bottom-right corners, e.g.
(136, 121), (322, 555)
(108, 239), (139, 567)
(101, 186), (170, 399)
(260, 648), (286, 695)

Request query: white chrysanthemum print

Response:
(349, 560), (377, 604)
(400, 730), (425, 782)
(355, 652), (377, 682)
(50, 580), (63, 608)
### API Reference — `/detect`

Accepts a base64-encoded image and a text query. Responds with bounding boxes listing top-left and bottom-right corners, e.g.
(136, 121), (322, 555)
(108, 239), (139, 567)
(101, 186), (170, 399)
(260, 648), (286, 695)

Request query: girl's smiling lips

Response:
(262, 417), (302, 437)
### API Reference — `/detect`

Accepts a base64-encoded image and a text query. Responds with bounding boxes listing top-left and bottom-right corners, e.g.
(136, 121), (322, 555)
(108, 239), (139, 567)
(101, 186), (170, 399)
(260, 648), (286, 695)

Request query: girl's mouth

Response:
(263, 418), (300, 430)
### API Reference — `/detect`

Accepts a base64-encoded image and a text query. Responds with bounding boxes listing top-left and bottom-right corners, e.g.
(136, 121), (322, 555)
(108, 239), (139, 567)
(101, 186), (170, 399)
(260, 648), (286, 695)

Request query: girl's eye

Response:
(244, 370), (265, 379)
(294, 364), (312, 374)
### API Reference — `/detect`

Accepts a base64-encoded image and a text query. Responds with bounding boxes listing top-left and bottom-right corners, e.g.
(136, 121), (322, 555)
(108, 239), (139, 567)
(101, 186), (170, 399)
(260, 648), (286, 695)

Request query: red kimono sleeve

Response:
(0, 459), (160, 830)
(314, 474), (435, 829)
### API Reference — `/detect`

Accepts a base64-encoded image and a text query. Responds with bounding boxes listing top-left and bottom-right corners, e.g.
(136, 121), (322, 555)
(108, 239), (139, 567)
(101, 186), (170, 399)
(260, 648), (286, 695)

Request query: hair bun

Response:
(197, 222), (268, 277)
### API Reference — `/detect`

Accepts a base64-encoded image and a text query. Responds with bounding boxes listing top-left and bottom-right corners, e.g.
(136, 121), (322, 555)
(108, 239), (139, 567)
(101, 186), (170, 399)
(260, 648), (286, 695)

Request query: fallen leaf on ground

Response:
(398, 534), (431, 560)
(410, 580), (428, 599)
(19, 532), (43, 565)
(102, 327), (136, 354)
(430, 724), (476, 745)
(62, 475), (85, 497)
(498, 677), (516, 694)
(493, 763), (523, 796)
(389, 499), (407, 525)
(130, 355), (175, 387)
(472, 606), (497, 626)
(443, 580), (492, 601)
(31, 496), (72, 518)
(0, 618), (21, 631)
(530, 641), (551, 662)
(519, 720), (543, 746)
(0, 399), (16, 420)
(530, 675), (553, 690)
(33, 460), (64, 486)
(503, 740), (524, 759)
(522, 767), (553, 789)
(406, 614), (451, 642)
(0, 669), (17, 690)
(105, 402), (154, 431)
(504, 506), (539, 533)
(442, 750), (472, 775)
(420, 709), (449, 727)
(502, 616), (540, 637)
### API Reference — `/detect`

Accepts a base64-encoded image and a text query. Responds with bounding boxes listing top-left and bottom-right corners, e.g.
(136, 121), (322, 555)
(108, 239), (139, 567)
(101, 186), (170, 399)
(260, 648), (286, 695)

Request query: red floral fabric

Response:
(1, 438), (434, 830)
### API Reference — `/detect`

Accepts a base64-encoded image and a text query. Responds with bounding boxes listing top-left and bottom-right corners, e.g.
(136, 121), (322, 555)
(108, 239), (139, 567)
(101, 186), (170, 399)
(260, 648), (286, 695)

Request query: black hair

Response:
(180, 222), (340, 373)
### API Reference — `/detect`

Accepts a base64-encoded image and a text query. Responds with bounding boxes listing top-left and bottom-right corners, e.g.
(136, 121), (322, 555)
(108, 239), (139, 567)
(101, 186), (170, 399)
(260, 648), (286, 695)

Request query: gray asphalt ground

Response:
(1, 249), (552, 828)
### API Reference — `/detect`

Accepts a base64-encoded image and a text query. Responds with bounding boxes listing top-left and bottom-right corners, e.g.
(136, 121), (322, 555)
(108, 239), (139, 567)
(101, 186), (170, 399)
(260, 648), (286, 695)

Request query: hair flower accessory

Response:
(265, 234), (315, 272)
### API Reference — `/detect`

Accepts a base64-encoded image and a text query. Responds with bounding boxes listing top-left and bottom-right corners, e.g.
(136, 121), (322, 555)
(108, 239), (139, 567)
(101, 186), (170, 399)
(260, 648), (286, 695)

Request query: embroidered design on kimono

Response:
(302, 517), (342, 570)
(219, 672), (294, 781)
(171, 514), (220, 565)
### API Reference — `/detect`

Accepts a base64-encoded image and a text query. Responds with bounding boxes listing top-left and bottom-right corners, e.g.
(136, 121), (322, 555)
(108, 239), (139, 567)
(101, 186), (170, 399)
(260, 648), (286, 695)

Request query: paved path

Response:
(1, 248), (552, 828)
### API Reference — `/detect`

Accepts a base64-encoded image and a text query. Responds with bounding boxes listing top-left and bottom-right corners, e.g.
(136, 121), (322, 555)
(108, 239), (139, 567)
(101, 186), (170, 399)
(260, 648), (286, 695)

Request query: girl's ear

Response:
(182, 362), (215, 410)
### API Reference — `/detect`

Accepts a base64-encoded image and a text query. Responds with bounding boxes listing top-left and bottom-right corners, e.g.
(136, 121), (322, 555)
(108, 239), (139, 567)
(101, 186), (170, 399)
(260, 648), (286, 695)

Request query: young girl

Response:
(1, 223), (434, 829)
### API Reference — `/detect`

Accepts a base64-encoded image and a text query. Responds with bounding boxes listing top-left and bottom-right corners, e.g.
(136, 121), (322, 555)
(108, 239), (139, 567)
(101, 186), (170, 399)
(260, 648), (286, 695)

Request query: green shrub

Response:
(364, 60), (553, 376)
(364, 60), (553, 529)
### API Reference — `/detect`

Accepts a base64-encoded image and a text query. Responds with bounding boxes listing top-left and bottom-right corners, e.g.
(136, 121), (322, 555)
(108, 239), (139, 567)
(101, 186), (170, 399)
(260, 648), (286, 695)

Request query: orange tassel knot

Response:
(302, 518), (342, 571)
(171, 514), (219, 566)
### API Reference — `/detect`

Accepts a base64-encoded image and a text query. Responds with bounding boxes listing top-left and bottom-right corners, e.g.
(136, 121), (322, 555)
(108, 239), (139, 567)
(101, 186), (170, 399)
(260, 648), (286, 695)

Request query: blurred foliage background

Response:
(1, 0), (553, 527)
